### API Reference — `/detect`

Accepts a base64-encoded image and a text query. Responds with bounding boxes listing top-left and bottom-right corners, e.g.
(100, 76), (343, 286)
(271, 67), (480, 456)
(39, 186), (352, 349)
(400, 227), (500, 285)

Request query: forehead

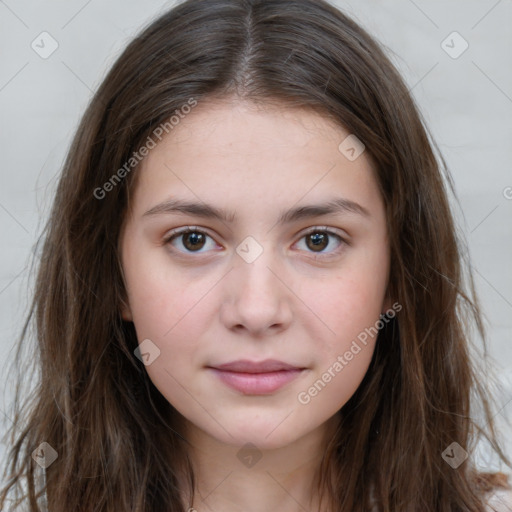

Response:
(127, 98), (383, 222)
(166, 98), (348, 147)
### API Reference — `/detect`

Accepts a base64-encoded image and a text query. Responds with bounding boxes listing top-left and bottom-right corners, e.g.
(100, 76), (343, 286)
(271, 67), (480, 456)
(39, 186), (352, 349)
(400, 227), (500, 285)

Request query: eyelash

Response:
(162, 226), (347, 259)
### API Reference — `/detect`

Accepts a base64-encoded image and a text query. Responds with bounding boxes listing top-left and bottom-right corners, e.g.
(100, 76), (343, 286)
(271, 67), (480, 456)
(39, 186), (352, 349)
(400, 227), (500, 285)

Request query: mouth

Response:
(206, 359), (307, 395)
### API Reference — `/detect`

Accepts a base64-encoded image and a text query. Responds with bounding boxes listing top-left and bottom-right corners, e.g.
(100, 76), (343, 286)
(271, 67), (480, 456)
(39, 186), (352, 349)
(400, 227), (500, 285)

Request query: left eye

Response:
(163, 227), (345, 256)
(295, 228), (345, 255)
(163, 228), (218, 253)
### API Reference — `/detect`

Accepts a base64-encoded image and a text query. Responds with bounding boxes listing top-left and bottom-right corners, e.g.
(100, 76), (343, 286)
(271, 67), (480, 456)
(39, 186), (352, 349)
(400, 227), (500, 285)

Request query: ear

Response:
(120, 298), (133, 322)
(381, 289), (394, 315)
(118, 257), (133, 321)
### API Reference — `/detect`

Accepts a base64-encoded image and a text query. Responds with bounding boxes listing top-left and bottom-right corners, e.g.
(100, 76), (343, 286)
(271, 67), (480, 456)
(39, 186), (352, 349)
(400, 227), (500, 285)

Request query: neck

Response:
(178, 414), (341, 512)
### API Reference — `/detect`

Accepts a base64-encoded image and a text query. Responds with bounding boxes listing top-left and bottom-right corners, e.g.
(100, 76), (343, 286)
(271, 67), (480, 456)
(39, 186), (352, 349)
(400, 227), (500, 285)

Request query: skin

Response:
(119, 97), (392, 511)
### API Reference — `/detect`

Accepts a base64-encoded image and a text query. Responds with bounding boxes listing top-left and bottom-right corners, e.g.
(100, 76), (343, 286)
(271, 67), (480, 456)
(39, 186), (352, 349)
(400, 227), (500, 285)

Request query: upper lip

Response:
(209, 359), (303, 373)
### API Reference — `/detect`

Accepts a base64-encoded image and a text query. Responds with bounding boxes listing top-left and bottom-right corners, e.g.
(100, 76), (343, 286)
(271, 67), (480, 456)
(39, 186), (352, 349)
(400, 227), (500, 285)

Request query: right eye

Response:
(163, 227), (220, 254)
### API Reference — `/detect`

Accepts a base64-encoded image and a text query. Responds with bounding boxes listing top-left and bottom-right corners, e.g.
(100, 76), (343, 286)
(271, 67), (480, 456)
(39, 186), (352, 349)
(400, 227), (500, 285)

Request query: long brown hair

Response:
(1, 0), (511, 510)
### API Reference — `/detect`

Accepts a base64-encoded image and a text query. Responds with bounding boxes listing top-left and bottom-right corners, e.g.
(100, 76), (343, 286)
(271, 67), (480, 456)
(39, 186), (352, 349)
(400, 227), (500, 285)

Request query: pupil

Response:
(308, 233), (327, 251)
(184, 232), (205, 250)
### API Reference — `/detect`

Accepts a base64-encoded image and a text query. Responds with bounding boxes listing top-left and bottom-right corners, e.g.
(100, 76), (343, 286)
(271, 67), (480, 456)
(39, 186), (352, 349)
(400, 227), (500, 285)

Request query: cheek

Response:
(295, 275), (383, 414)
(302, 265), (387, 353)
(126, 268), (214, 407)
(124, 250), (212, 342)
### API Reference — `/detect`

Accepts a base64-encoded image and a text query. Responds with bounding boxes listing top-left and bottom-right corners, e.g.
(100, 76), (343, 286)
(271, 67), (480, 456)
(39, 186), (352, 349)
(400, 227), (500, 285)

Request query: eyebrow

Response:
(143, 196), (370, 224)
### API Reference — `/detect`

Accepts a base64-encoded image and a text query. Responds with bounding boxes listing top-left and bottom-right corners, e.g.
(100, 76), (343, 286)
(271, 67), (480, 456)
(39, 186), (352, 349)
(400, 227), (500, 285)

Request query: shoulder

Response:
(368, 479), (512, 511)
(484, 486), (512, 512)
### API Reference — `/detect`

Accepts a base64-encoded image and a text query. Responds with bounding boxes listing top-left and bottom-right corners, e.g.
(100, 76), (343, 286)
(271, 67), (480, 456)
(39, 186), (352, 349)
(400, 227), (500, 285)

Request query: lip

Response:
(207, 359), (306, 395)
(212, 359), (302, 373)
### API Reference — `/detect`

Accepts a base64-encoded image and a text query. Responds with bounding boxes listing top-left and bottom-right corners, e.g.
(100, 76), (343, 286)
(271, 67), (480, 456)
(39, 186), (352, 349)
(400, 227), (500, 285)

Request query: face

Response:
(119, 98), (391, 450)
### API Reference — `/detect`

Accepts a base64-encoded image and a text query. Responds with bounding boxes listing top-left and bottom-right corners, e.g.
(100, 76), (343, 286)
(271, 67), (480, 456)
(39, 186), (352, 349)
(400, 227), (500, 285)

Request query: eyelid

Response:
(162, 225), (349, 256)
(299, 225), (349, 241)
(293, 226), (348, 258)
(164, 225), (210, 238)
(162, 225), (219, 246)
(163, 225), (349, 241)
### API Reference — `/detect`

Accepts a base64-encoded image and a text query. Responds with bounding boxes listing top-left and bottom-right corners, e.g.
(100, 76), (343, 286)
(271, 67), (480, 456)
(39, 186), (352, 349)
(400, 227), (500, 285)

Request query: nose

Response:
(220, 249), (293, 336)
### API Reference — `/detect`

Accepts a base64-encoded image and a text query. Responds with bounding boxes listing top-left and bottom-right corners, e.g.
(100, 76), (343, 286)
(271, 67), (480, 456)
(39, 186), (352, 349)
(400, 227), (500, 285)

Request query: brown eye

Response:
(296, 228), (345, 257)
(181, 231), (206, 251)
(306, 232), (329, 252)
(164, 228), (217, 253)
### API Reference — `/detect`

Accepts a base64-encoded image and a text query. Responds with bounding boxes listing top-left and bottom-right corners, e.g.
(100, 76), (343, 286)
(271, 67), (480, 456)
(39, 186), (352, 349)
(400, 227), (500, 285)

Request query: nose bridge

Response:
(221, 236), (292, 333)
(234, 237), (284, 302)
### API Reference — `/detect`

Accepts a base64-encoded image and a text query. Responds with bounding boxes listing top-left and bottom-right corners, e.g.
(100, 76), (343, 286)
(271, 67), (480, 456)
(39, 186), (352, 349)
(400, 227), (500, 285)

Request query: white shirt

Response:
(485, 487), (512, 511)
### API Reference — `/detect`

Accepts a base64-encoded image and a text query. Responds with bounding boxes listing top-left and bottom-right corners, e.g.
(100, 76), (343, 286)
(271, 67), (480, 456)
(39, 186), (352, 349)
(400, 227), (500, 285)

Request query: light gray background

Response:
(1, 0), (511, 472)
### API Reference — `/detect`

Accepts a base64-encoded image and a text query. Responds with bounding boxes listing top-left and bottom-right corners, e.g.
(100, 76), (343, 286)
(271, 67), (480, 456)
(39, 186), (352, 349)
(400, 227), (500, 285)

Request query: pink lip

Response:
(207, 359), (306, 395)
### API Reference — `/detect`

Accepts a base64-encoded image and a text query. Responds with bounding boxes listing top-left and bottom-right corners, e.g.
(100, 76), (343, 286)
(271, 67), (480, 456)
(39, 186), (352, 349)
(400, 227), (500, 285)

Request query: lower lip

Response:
(208, 368), (304, 394)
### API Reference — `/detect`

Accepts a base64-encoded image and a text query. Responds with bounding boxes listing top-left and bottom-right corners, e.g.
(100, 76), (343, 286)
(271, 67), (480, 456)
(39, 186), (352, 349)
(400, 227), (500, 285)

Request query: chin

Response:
(210, 418), (306, 451)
